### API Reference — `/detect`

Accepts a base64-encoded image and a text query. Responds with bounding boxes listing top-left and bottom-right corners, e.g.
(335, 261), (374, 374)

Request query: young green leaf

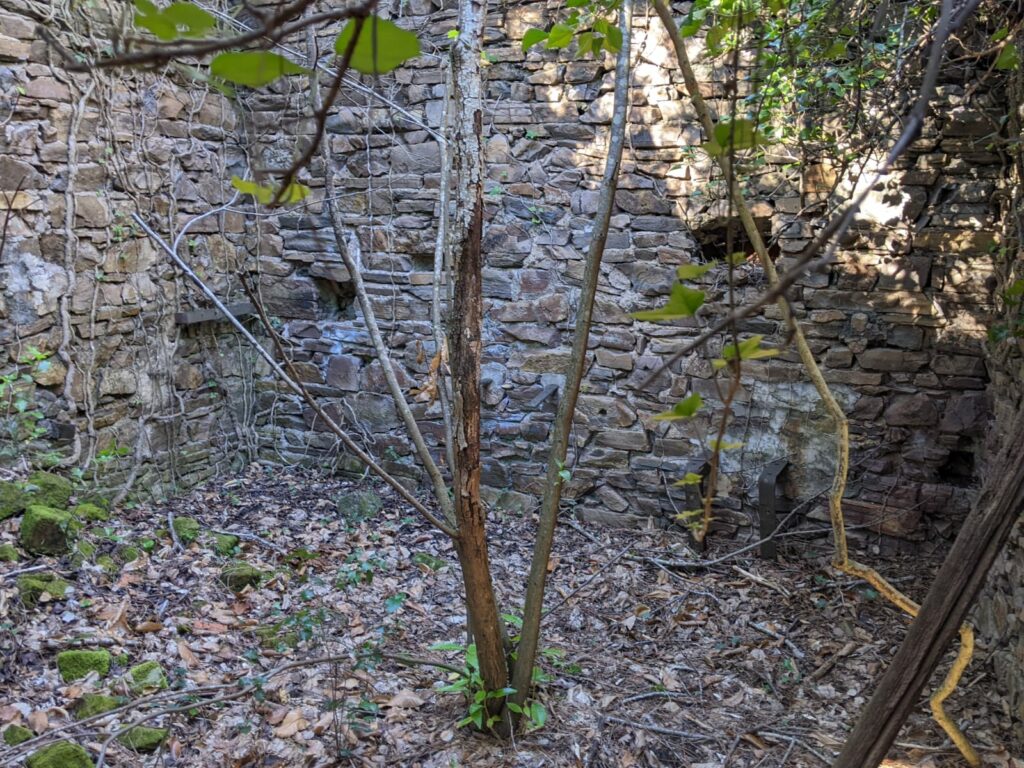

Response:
(713, 334), (779, 368)
(631, 283), (705, 321)
(231, 176), (274, 205)
(605, 24), (623, 53)
(211, 51), (305, 88)
(676, 260), (717, 280)
(994, 44), (1019, 71)
(652, 392), (703, 421)
(522, 28), (549, 51)
(546, 23), (575, 49)
(335, 15), (420, 75)
(673, 472), (704, 487)
(705, 118), (763, 157)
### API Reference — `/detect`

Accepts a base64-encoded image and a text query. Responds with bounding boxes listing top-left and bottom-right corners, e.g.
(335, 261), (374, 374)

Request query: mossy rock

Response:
(212, 533), (239, 556)
(17, 573), (70, 608)
(57, 649), (111, 682)
(117, 726), (168, 752)
(73, 503), (108, 522)
(20, 505), (80, 555)
(0, 481), (27, 521)
(335, 488), (382, 520)
(127, 660), (168, 693)
(74, 693), (125, 720)
(117, 545), (141, 563)
(2, 723), (32, 746)
(26, 741), (94, 768)
(70, 540), (97, 569)
(95, 554), (117, 574)
(0, 543), (19, 562)
(254, 622), (300, 651)
(24, 471), (74, 509)
(219, 561), (264, 593)
(171, 516), (200, 544)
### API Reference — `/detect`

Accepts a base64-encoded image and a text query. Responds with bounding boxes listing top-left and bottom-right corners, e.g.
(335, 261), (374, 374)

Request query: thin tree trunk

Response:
(834, 406), (1024, 768)
(447, 0), (508, 698)
(507, 0), (634, 719)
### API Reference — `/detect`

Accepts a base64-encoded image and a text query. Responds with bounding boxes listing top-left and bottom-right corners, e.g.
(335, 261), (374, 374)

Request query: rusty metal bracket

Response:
(757, 458), (790, 561)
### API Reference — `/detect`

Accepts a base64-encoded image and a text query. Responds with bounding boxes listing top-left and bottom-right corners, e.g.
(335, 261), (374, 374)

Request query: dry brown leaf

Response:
(193, 620), (229, 634)
(385, 689), (424, 709)
(134, 620), (163, 633)
(312, 712), (334, 735)
(273, 709), (308, 738)
(176, 639), (199, 668)
(27, 710), (48, 734)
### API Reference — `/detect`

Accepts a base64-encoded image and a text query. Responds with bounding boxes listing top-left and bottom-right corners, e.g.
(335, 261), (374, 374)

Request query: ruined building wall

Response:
(0, 0), (1009, 549)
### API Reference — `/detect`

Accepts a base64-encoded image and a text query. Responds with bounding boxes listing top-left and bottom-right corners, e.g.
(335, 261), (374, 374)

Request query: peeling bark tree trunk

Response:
(507, 0), (633, 720)
(834, 406), (1024, 768)
(447, 0), (508, 698)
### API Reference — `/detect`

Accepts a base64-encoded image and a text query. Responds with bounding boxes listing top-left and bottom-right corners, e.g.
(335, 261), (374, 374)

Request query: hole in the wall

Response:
(695, 221), (780, 263)
(939, 447), (976, 485)
(313, 278), (356, 321)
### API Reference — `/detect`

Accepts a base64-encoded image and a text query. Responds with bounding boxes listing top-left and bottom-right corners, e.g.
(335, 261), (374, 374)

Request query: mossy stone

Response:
(17, 574), (70, 607)
(75, 693), (125, 720)
(25, 471), (74, 509)
(219, 561), (264, 593)
(20, 505), (80, 555)
(171, 516), (200, 544)
(95, 554), (117, 574)
(26, 741), (94, 768)
(73, 503), (108, 522)
(3, 723), (32, 746)
(0, 481), (27, 520)
(127, 661), (168, 693)
(0, 543), (19, 562)
(335, 488), (382, 520)
(117, 726), (168, 752)
(56, 649), (111, 682)
(213, 533), (239, 556)
(117, 545), (140, 563)
(254, 622), (300, 650)
(71, 539), (97, 568)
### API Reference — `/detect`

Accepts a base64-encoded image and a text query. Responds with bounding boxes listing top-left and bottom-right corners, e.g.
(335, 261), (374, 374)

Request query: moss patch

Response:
(127, 660), (168, 693)
(56, 650), (111, 682)
(26, 741), (94, 768)
(117, 545), (140, 563)
(3, 723), (32, 746)
(17, 573), (70, 607)
(219, 561), (264, 593)
(20, 505), (80, 555)
(73, 503), (108, 522)
(213, 533), (239, 556)
(75, 693), (125, 720)
(117, 726), (168, 752)
(95, 554), (117, 574)
(0, 543), (19, 562)
(171, 516), (200, 544)
(254, 622), (300, 650)
(0, 481), (27, 521)
(25, 471), (74, 509)
(335, 488), (383, 520)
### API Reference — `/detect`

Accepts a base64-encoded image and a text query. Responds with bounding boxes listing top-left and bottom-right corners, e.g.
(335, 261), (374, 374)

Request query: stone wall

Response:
(243, 2), (1007, 547)
(0, 0), (1010, 546)
(0, 3), (259, 497)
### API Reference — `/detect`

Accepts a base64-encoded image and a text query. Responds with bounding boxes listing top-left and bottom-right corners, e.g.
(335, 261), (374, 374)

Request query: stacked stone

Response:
(239, 1), (1005, 544)
(0, 7), (253, 495)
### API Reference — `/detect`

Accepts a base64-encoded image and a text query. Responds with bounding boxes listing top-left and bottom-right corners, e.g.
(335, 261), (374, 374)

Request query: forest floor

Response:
(0, 465), (1019, 768)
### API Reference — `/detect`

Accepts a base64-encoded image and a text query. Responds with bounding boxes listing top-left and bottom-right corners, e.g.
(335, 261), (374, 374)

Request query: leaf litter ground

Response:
(0, 465), (1019, 768)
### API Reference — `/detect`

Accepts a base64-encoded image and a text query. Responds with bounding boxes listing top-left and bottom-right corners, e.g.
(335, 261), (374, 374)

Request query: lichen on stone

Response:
(19, 504), (80, 555)
(56, 649), (112, 682)
(219, 561), (264, 592)
(126, 660), (168, 693)
(117, 726), (168, 752)
(171, 516), (200, 544)
(2, 723), (32, 746)
(24, 471), (74, 509)
(17, 573), (70, 607)
(25, 740), (94, 768)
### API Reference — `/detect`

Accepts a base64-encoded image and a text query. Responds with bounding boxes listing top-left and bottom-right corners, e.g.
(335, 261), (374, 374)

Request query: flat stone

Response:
(884, 393), (939, 426)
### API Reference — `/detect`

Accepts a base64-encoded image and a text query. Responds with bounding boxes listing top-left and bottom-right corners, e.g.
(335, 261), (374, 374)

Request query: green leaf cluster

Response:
(134, 1), (216, 41)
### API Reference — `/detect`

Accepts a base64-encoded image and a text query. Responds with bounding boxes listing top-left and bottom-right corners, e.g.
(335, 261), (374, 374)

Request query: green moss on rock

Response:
(254, 622), (300, 650)
(95, 554), (117, 574)
(17, 573), (70, 607)
(75, 693), (125, 720)
(335, 488), (382, 520)
(213, 533), (239, 556)
(20, 505), (80, 555)
(3, 723), (32, 746)
(0, 481), (27, 521)
(127, 661), (168, 693)
(117, 545), (140, 563)
(56, 650), (111, 682)
(0, 543), (19, 562)
(73, 503), (108, 522)
(117, 726), (168, 752)
(171, 516), (200, 544)
(25, 471), (74, 509)
(26, 741), (94, 768)
(219, 561), (264, 593)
